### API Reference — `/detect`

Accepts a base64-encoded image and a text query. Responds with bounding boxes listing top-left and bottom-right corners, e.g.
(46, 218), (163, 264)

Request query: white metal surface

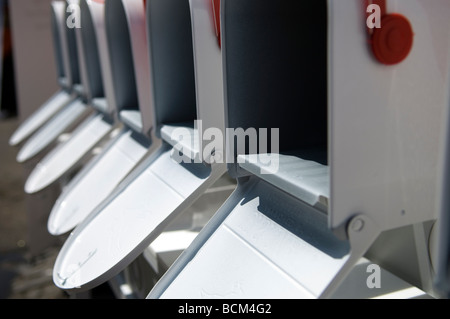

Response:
(119, 110), (143, 134)
(238, 153), (329, 213)
(9, 90), (74, 146)
(16, 98), (88, 163)
(53, 146), (221, 291)
(149, 178), (349, 299)
(329, 0), (450, 231)
(24, 113), (113, 194)
(330, 258), (430, 299)
(160, 123), (201, 162)
(46, 0), (158, 236)
(122, 177), (236, 298)
(190, 0), (225, 153)
(52, 0), (228, 292)
(149, 178), (429, 299)
(91, 98), (109, 115)
(47, 129), (149, 235)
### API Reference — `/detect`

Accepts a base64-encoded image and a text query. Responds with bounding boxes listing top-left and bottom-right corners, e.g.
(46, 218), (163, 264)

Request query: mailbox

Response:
(14, 1), (91, 164)
(8, 1), (76, 147)
(23, 0), (122, 194)
(52, 0), (230, 292)
(148, 0), (450, 299)
(47, 0), (159, 236)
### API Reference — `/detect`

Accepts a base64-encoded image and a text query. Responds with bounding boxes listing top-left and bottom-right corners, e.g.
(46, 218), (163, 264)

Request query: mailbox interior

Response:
(223, 0), (329, 211)
(105, 0), (142, 133)
(50, 2), (67, 88)
(8, 1), (76, 147)
(147, 0), (197, 140)
(63, 2), (82, 96)
(79, 0), (105, 113)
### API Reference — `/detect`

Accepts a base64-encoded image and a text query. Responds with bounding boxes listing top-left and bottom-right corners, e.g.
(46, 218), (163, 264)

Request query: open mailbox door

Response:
(47, 0), (158, 236)
(52, 0), (228, 292)
(23, 0), (122, 194)
(148, 0), (450, 299)
(8, 0), (75, 147)
(15, 0), (91, 164)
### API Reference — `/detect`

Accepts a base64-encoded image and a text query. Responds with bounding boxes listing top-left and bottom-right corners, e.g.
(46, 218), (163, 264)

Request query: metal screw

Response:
(351, 218), (365, 232)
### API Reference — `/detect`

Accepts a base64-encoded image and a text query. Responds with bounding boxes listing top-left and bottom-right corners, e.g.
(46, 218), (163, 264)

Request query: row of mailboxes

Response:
(8, 0), (450, 298)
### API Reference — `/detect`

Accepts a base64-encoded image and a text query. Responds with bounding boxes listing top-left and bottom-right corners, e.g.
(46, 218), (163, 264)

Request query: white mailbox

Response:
(47, 0), (159, 236)
(14, 1), (92, 164)
(52, 0), (229, 292)
(8, 1), (76, 147)
(23, 0), (122, 195)
(148, 0), (450, 299)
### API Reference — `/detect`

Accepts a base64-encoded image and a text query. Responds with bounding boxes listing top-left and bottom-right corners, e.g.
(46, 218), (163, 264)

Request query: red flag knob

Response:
(371, 14), (413, 65)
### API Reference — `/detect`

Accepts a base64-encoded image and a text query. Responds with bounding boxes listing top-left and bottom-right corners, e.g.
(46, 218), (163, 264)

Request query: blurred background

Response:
(0, 0), (73, 299)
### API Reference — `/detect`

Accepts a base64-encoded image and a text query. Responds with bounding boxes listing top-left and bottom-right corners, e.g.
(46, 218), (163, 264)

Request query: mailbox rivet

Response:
(351, 218), (365, 232)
